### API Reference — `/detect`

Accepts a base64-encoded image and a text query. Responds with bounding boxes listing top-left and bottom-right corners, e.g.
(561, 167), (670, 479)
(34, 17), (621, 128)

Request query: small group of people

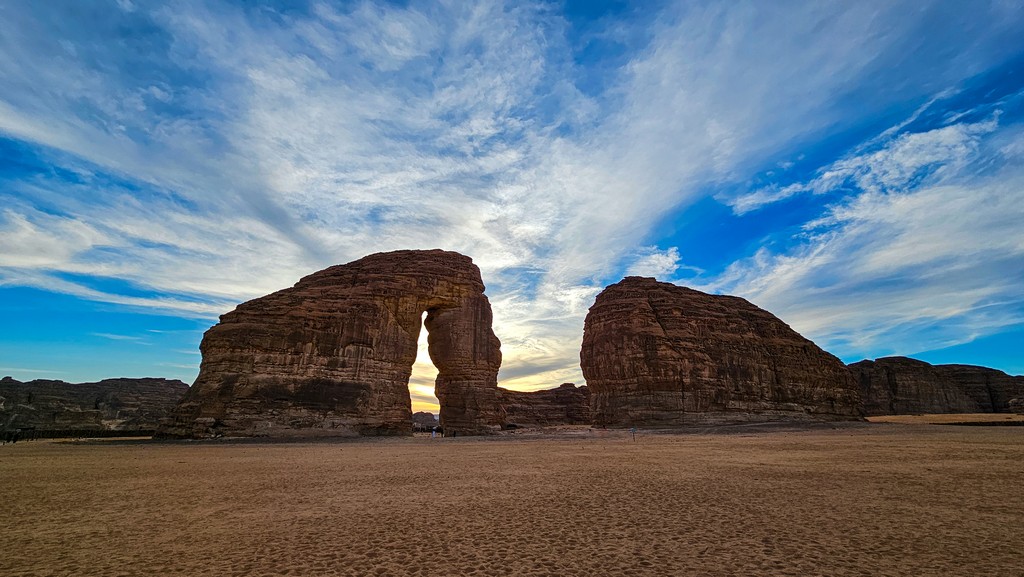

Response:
(1, 429), (23, 444)
(1, 428), (37, 444)
(430, 426), (456, 438)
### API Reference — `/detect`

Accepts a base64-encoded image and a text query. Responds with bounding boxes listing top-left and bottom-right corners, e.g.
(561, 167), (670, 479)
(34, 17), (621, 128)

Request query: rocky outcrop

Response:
(158, 250), (502, 439)
(580, 277), (861, 426)
(850, 357), (976, 415)
(932, 364), (1024, 413)
(1010, 398), (1024, 414)
(0, 376), (188, 434)
(850, 357), (1024, 415)
(496, 383), (591, 427)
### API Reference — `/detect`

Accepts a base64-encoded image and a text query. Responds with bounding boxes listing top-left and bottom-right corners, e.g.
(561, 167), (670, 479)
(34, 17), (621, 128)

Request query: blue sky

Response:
(1, 1), (1023, 411)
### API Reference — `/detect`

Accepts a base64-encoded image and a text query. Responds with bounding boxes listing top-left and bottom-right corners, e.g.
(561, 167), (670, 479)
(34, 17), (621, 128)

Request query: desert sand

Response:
(866, 413), (1024, 424)
(2, 423), (1022, 577)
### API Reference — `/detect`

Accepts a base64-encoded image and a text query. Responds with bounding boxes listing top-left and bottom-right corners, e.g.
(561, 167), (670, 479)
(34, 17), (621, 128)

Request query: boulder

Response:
(158, 249), (502, 438)
(580, 277), (861, 426)
(850, 357), (1024, 415)
(0, 377), (188, 435)
(496, 383), (591, 427)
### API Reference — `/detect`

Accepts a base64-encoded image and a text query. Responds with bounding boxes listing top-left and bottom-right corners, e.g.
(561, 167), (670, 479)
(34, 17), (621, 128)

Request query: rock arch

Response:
(158, 250), (502, 438)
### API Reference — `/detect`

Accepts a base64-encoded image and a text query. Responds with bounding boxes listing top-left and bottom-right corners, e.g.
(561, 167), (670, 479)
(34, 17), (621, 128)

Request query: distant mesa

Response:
(496, 383), (590, 428)
(0, 377), (188, 437)
(411, 384), (591, 432)
(412, 411), (438, 431)
(850, 356), (1024, 416)
(580, 277), (862, 426)
(157, 249), (502, 439)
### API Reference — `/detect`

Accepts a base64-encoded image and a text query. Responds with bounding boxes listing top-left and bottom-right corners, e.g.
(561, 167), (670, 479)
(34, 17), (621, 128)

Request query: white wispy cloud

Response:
(625, 246), (684, 279)
(157, 362), (203, 370)
(0, 368), (66, 375)
(1, 1), (1022, 392)
(727, 115), (1000, 214)
(708, 111), (1024, 359)
(90, 333), (146, 342)
(0, 209), (113, 268)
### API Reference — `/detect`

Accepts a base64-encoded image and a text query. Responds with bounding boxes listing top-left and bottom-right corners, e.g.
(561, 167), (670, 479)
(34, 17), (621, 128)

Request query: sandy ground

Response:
(866, 413), (1024, 424)
(2, 423), (1022, 577)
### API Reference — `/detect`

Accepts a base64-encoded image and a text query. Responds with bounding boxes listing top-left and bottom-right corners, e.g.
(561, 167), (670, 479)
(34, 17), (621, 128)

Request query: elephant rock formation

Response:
(159, 249), (501, 438)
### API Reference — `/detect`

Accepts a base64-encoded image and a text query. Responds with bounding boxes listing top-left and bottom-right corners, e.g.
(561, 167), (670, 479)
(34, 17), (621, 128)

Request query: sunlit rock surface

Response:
(0, 376), (188, 434)
(850, 357), (1024, 415)
(158, 249), (502, 438)
(580, 277), (861, 426)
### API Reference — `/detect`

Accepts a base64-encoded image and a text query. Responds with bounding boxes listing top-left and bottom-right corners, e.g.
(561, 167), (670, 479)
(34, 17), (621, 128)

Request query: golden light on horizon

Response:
(408, 316), (440, 414)
(408, 315), (580, 416)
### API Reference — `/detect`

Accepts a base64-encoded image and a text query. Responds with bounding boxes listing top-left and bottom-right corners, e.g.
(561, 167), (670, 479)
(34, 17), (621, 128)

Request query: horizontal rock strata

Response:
(580, 277), (861, 426)
(158, 249), (501, 439)
(1010, 398), (1024, 414)
(850, 357), (1024, 415)
(496, 383), (591, 427)
(0, 376), (188, 435)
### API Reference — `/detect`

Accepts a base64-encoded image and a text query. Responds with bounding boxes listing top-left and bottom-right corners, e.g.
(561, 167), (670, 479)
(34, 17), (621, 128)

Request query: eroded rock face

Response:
(0, 376), (188, 434)
(496, 383), (591, 427)
(850, 357), (1024, 415)
(932, 364), (1024, 413)
(158, 250), (501, 438)
(580, 277), (861, 426)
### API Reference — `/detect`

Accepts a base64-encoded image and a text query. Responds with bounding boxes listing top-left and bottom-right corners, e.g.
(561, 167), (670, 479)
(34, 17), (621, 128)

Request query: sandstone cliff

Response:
(0, 376), (188, 434)
(932, 364), (1024, 413)
(496, 383), (591, 427)
(849, 357), (1024, 415)
(1010, 398), (1024, 414)
(158, 249), (502, 439)
(580, 277), (861, 426)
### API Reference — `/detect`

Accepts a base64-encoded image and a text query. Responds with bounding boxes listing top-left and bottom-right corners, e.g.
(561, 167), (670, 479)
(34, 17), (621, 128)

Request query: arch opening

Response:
(408, 311), (441, 426)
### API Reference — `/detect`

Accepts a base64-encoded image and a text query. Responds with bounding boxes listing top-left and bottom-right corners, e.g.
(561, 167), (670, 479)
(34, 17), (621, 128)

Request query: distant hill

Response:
(849, 357), (1024, 415)
(0, 377), (189, 436)
(496, 383), (591, 427)
(412, 411), (439, 430)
